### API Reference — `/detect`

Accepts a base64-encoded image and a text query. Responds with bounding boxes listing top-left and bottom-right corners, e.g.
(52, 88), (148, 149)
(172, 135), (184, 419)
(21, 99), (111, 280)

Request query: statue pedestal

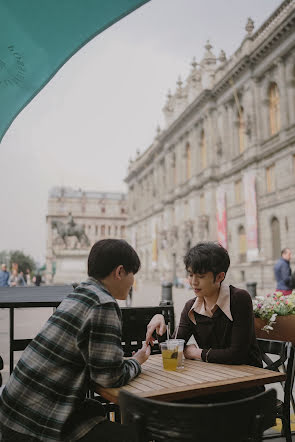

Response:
(53, 249), (88, 285)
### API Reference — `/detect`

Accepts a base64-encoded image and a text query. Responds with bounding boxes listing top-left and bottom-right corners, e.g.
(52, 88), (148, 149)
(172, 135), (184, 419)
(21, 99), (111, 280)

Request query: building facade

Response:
(46, 187), (127, 283)
(125, 0), (295, 290)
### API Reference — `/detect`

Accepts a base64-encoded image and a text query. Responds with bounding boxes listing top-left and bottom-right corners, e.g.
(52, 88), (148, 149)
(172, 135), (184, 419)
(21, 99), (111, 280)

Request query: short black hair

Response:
(281, 248), (290, 256)
(88, 239), (140, 279)
(184, 241), (230, 281)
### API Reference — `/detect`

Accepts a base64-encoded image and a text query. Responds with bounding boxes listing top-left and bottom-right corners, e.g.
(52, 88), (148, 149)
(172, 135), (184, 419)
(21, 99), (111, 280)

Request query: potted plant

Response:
(253, 291), (295, 344)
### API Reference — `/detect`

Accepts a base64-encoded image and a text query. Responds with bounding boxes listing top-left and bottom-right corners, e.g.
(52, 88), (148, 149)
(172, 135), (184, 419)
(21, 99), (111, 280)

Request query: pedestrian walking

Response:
(0, 264), (10, 287)
(274, 248), (292, 295)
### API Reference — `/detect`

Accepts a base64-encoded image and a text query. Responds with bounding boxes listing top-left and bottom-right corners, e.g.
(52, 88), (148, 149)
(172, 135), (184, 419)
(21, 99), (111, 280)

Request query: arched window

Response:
(238, 226), (246, 263)
(186, 142), (191, 180)
(201, 130), (207, 170)
(269, 82), (280, 136)
(238, 107), (245, 154)
(271, 217), (281, 260)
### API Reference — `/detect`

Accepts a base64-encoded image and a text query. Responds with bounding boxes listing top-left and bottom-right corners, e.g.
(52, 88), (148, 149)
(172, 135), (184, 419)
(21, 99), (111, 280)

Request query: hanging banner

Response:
(243, 171), (259, 261)
(216, 187), (227, 249)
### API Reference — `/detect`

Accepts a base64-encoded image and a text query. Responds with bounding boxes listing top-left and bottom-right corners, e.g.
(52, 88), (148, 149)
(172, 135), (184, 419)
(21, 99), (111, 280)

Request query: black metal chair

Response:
(257, 338), (295, 442)
(121, 305), (175, 356)
(0, 355), (3, 388)
(119, 388), (277, 442)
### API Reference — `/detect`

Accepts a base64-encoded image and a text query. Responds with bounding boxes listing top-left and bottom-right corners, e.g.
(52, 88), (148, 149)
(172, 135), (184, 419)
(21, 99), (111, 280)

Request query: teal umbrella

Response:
(0, 0), (150, 141)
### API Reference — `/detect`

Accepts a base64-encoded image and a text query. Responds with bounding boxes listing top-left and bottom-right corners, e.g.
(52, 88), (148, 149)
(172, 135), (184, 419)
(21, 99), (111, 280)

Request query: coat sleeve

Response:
(281, 261), (291, 287)
(78, 302), (141, 388)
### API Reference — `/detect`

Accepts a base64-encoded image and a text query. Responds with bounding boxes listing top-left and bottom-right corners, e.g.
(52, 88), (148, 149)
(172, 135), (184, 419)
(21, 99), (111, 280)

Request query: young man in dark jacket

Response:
(146, 241), (262, 401)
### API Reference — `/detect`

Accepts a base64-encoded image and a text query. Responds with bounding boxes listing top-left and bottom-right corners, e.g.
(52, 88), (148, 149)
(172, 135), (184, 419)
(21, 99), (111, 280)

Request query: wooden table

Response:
(96, 354), (286, 404)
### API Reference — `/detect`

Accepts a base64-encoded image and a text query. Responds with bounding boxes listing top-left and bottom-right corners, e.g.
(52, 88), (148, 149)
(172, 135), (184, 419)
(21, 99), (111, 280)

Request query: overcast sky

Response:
(0, 0), (281, 264)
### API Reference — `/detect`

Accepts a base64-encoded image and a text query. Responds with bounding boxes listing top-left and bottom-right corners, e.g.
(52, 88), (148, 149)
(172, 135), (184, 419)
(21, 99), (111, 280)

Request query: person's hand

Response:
(132, 342), (151, 365)
(183, 344), (202, 360)
(145, 314), (167, 345)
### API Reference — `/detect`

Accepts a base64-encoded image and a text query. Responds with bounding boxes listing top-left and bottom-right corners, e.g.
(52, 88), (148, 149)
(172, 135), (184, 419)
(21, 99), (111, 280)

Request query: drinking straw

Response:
(174, 323), (180, 339)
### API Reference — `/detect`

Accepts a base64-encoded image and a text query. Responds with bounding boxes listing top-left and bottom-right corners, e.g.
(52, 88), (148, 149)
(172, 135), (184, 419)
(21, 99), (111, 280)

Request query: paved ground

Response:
(0, 281), (294, 439)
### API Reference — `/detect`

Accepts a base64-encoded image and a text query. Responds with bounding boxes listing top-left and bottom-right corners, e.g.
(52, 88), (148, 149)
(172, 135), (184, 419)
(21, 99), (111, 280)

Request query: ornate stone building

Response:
(46, 187), (127, 283)
(125, 0), (295, 290)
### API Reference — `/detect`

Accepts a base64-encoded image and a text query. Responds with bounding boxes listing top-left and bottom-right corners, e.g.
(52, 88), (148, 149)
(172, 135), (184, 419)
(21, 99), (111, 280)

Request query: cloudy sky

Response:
(0, 0), (281, 263)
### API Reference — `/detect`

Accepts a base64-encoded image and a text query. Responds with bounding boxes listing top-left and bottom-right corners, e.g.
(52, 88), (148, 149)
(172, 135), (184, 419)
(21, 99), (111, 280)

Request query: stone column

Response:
(276, 58), (289, 130)
(285, 60), (295, 129)
(227, 103), (236, 158)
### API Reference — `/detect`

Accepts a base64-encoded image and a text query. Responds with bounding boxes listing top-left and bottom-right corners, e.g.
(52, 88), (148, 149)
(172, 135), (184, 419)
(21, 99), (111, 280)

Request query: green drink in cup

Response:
(160, 341), (178, 371)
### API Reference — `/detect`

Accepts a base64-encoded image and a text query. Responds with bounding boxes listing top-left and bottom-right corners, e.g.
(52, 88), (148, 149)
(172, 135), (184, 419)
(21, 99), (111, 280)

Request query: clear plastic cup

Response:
(160, 341), (178, 371)
(167, 339), (185, 368)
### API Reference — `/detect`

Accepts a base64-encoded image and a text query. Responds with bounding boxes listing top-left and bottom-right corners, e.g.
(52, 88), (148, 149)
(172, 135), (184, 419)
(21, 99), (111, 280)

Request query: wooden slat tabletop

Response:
(96, 354), (286, 403)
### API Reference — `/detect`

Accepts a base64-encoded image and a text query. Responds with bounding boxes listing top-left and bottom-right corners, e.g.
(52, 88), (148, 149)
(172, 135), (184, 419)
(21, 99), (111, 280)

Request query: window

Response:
(234, 180), (242, 204)
(269, 82), (280, 136)
(238, 226), (246, 263)
(115, 226), (118, 236)
(101, 207), (105, 214)
(293, 154), (295, 175)
(186, 142), (191, 180)
(121, 208), (125, 214)
(201, 130), (207, 170)
(120, 226), (125, 237)
(271, 217), (280, 260)
(95, 225), (98, 235)
(108, 225), (111, 235)
(238, 107), (245, 154)
(101, 225), (105, 236)
(266, 165), (275, 193)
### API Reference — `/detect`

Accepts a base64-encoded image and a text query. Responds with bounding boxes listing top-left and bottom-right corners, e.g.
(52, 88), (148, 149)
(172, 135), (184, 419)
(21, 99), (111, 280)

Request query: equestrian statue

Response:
(52, 213), (90, 248)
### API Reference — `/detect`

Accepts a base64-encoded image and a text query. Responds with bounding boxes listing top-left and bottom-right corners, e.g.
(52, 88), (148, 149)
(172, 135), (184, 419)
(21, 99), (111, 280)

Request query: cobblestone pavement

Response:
(0, 281), (293, 439)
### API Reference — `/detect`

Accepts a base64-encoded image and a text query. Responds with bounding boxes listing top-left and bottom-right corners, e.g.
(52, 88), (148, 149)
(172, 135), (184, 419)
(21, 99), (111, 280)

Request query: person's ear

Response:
(114, 265), (124, 280)
(216, 272), (225, 284)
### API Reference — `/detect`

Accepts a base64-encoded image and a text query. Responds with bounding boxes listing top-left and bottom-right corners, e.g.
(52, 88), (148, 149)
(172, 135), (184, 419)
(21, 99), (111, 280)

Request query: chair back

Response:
(257, 339), (294, 407)
(121, 306), (175, 356)
(119, 388), (277, 442)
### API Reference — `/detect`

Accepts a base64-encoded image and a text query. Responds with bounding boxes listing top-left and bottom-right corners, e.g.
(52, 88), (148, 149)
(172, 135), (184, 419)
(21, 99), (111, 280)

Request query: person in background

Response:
(0, 239), (150, 441)
(24, 269), (31, 286)
(9, 269), (18, 287)
(0, 264), (10, 287)
(32, 272), (42, 286)
(274, 248), (292, 295)
(17, 271), (26, 286)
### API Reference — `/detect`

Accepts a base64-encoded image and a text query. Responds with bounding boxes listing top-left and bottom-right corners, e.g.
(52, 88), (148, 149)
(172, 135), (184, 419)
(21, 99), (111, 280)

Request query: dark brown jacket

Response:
(175, 285), (262, 367)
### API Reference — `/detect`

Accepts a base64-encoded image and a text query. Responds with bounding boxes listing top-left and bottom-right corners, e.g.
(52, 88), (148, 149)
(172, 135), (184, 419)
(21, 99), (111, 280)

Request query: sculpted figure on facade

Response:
(52, 213), (90, 249)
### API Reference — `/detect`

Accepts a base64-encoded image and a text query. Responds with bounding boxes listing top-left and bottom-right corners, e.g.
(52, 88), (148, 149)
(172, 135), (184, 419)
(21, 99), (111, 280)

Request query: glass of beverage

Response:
(168, 339), (185, 369)
(160, 341), (178, 371)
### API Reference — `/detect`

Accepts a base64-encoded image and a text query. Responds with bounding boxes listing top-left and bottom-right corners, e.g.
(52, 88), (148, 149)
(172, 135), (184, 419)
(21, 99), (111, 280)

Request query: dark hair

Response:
(184, 241), (230, 281)
(281, 248), (290, 256)
(88, 239), (140, 279)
